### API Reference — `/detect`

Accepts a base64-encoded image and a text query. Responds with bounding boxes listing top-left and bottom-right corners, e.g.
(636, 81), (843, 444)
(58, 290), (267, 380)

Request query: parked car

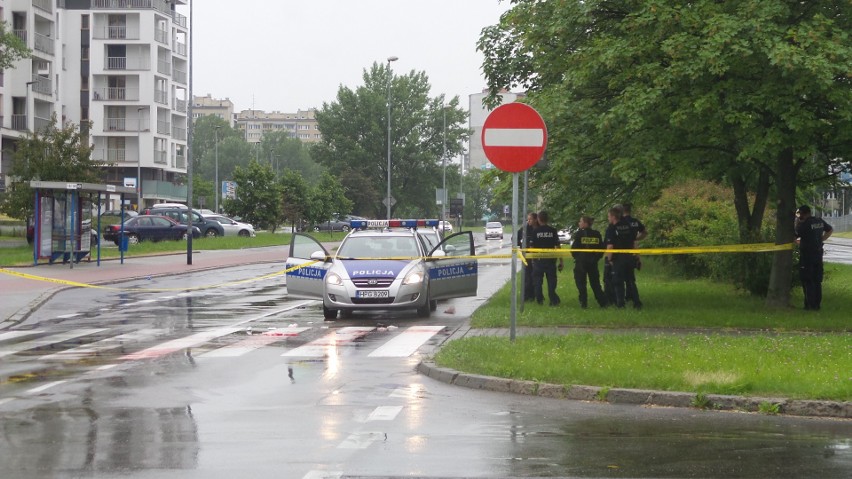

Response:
(141, 206), (225, 237)
(417, 227), (443, 251)
(204, 214), (256, 237)
(313, 214), (366, 232)
(558, 228), (573, 244)
(27, 221), (99, 247)
(484, 221), (504, 240)
(102, 215), (200, 245)
(99, 209), (137, 218)
(438, 220), (454, 233)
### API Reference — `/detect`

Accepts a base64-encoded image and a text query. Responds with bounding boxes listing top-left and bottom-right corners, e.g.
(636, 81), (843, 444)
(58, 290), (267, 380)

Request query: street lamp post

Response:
(137, 107), (145, 209)
(386, 55), (398, 220)
(214, 126), (221, 213)
(442, 106), (447, 222)
(25, 81), (37, 131)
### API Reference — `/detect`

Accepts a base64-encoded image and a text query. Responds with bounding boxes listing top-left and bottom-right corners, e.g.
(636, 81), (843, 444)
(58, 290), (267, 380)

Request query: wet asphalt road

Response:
(0, 240), (850, 478)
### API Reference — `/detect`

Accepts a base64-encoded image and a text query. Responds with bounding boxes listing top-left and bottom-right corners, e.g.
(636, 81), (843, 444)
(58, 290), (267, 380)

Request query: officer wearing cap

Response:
(794, 205), (833, 311)
(604, 205), (641, 309)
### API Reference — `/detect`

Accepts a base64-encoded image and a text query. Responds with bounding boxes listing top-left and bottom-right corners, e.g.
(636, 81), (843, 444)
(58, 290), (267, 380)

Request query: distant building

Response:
(468, 89), (526, 170)
(235, 108), (320, 144)
(192, 94), (234, 127)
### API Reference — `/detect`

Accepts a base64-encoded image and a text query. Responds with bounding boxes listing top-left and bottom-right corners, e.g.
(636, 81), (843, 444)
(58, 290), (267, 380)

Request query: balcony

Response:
(93, 87), (140, 101)
(172, 125), (186, 141)
(106, 56), (149, 70)
(153, 149), (167, 164)
(173, 98), (187, 112)
(13, 30), (27, 43)
(11, 115), (27, 131)
(93, 1), (183, 28)
(157, 60), (171, 75)
(92, 148), (127, 163)
(34, 116), (51, 132)
(94, 26), (140, 40)
(34, 32), (54, 55)
(33, 0), (53, 14)
(175, 153), (186, 169)
(142, 180), (187, 201)
(31, 75), (52, 95)
(172, 68), (186, 84)
(155, 28), (168, 45)
(156, 120), (170, 135)
(174, 42), (187, 56)
(154, 89), (168, 105)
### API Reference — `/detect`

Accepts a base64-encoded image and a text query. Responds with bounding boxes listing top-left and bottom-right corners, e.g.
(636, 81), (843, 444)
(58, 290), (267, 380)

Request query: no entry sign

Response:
(481, 103), (547, 173)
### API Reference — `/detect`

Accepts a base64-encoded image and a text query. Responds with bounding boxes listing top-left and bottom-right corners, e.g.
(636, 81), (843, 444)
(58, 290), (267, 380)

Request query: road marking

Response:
(0, 398), (15, 407)
(337, 431), (385, 449)
(366, 405), (403, 421)
(0, 329), (107, 359)
(56, 313), (80, 319)
(390, 384), (425, 399)
(199, 328), (310, 358)
(367, 325), (444, 357)
(119, 326), (243, 361)
(27, 381), (67, 394)
(40, 329), (165, 361)
(0, 330), (44, 343)
(282, 327), (374, 357)
(123, 299), (156, 307)
(302, 471), (342, 479)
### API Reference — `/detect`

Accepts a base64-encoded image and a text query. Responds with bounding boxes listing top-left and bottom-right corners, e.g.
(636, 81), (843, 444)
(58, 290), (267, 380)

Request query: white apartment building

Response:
(235, 108), (321, 144)
(468, 89), (525, 171)
(0, 0), (188, 208)
(192, 93), (233, 127)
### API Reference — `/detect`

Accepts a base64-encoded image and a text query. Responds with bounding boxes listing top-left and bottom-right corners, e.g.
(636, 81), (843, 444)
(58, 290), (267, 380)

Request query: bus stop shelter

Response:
(30, 181), (137, 268)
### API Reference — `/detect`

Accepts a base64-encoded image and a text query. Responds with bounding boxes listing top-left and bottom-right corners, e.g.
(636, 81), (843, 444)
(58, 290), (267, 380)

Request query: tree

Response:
(259, 130), (324, 182)
(305, 172), (353, 227)
(0, 117), (105, 220)
(313, 62), (468, 218)
(0, 21), (30, 69)
(479, 0), (852, 306)
(279, 170), (310, 231)
(223, 160), (282, 231)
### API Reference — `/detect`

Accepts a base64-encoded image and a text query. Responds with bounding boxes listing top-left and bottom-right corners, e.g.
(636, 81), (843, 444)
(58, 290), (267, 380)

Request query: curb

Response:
(416, 360), (852, 419)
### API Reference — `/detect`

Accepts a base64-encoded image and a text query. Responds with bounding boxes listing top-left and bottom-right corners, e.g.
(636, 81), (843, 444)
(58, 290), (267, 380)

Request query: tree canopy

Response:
(313, 62), (468, 218)
(479, 0), (852, 306)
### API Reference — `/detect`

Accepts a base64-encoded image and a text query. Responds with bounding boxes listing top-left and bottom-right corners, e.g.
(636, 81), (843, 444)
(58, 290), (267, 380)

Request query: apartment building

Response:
(235, 108), (320, 144)
(192, 93), (233, 127)
(0, 0), (188, 209)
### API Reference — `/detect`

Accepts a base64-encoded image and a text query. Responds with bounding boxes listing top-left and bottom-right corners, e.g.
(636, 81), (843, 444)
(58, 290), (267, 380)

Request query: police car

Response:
(286, 219), (477, 320)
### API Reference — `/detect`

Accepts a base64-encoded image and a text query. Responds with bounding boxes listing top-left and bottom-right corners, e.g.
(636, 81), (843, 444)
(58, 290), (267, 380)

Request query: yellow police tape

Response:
(0, 242), (793, 292)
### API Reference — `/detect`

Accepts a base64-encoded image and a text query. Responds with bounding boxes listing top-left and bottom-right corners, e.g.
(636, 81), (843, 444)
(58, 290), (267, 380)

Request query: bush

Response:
(643, 179), (776, 295)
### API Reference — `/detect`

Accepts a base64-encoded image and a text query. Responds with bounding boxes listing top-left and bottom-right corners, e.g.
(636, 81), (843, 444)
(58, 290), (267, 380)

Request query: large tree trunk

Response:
(765, 148), (797, 308)
(730, 167), (772, 295)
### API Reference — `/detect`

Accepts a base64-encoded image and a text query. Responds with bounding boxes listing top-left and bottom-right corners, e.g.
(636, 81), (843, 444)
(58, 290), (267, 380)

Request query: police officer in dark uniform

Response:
(571, 215), (606, 308)
(519, 212), (538, 301)
(794, 205), (833, 311)
(622, 203), (647, 303)
(531, 211), (563, 306)
(605, 206), (641, 309)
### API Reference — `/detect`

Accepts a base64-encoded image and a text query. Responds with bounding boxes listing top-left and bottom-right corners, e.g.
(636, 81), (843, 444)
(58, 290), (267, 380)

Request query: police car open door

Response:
(427, 231), (477, 300)
(285, 233), (331, 299)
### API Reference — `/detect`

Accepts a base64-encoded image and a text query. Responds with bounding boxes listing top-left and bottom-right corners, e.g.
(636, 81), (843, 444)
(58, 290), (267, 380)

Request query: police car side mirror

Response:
(431, 250), (447, 258)
(310, 251), (329, 262)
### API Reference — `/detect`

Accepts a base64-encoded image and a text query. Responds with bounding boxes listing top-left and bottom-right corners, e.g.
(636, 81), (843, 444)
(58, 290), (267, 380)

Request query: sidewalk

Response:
(0, 244), (323, 328)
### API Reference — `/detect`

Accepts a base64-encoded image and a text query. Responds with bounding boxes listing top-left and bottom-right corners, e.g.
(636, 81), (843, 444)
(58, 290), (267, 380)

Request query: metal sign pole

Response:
(510, 172), (519, 341)
(520, 169), (528, 313)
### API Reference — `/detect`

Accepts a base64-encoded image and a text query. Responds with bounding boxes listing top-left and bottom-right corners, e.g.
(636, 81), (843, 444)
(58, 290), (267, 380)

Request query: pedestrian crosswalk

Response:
(0, 324), (446, 365)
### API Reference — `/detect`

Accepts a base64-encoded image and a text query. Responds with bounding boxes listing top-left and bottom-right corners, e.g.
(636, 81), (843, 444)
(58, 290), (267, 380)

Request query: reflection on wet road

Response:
(0, 249), (850, 478)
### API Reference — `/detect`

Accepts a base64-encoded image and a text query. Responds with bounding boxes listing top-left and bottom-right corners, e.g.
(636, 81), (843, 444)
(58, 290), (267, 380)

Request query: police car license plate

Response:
(356, 290), (389, 299)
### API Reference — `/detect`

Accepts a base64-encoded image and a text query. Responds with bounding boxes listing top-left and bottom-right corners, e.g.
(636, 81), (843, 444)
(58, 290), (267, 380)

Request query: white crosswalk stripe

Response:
(40, 329), (167, 361)
(367, 325), (444, 357)
(0, 329), (107, 359)
(120, 326), (243, 361)
(199, 327), (310, 358)
(282, 327), (374, 357)
(0, 330), (44, 343)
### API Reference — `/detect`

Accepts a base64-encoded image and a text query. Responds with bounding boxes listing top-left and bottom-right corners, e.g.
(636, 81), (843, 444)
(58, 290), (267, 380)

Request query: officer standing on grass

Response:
(794, 205), (833, 311)
(571, 215), (607, 308)
(605, 205), (642, 309)
(622, 203), (647, 304)
(531, 211), (563, 306)
(520, 212), (539, 301)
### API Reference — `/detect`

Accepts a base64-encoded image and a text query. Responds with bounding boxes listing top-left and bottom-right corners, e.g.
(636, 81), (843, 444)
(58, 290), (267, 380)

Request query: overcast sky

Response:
(187, 0), (511, 113)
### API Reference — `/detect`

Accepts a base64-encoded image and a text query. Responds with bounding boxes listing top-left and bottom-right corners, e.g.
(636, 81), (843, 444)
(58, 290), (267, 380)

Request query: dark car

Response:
(103, 215), (200, 245)
(27, 220), (99, 247)
(141, 207), (225, 238)
(313, 214), (366, 232)
(100, 209), (138, 218)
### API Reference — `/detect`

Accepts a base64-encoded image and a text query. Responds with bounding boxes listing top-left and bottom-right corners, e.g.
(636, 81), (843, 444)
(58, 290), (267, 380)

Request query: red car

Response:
(103, 215), (201, 245)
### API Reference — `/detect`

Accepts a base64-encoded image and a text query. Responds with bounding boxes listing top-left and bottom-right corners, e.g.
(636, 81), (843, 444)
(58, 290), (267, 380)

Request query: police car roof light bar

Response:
(349, 219), (440, 230)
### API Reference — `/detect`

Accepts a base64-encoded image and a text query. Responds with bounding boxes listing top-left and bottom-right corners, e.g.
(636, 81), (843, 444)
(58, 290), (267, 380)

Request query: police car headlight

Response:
(402, 271), (424, 285)
(326, 272), (343, 286)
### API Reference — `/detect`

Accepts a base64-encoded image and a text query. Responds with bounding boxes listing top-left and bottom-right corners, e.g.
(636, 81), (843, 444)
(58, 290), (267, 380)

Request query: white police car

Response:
(286, 219), (477, 320)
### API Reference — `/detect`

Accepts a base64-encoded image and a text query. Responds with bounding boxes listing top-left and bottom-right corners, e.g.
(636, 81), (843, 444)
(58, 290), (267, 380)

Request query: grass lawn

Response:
(834, 231), (852, 239)
(471, 258), (852, 331)
(435, 333), (852, 401)
(438, 258), (852, 401)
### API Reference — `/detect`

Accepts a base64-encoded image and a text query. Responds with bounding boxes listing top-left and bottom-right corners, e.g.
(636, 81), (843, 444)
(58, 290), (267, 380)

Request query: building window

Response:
(81, 15), (89, 30)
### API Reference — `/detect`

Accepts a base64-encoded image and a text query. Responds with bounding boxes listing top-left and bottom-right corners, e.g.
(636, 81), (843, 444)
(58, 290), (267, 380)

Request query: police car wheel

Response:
(416, 305), (431, 318)
(429, 300), (438, 312)
(323, 306), (338, 320)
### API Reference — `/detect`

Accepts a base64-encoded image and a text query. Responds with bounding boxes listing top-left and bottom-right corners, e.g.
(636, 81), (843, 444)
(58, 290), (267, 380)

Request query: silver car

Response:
(205, 214), (256, 237)
(286, 220), (477, 320)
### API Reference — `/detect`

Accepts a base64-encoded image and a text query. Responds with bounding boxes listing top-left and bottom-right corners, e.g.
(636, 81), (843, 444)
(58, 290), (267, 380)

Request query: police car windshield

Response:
(338, 236), (420, 259)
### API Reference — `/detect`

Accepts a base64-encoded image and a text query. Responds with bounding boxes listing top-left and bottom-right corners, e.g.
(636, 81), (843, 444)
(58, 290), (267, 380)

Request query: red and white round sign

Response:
(481, 103), (547, 173)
